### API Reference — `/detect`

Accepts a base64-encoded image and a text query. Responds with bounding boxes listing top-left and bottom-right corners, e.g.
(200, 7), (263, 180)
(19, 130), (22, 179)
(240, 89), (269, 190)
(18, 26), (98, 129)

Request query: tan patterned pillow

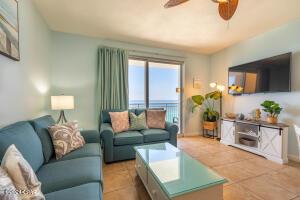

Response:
(109, 111), (130, 133)
(146, 110), (166, 129)
(0, 166), (21, 200)
(48, 122), (85, 159)
(1, 145), (45, 200)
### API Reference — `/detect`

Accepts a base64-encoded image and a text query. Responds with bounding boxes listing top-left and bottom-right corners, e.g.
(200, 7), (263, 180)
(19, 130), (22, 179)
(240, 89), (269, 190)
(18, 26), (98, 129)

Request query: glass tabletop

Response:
(134, 142), (227, 198)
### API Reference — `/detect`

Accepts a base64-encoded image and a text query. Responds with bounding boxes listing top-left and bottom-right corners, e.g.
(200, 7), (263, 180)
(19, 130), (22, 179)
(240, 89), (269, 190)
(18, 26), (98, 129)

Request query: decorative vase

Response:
(203, 121), (217, 131)
(267, 116), (278, 124)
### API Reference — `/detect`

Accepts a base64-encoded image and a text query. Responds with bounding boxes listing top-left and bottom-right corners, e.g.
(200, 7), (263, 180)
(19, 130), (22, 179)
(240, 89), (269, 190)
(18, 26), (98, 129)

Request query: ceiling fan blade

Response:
(218, 0), (239, 20)
(164, 0), (190, 8)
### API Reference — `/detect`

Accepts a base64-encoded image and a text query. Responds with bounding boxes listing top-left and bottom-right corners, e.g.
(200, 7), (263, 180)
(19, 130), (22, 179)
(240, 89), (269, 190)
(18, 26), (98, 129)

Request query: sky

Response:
(129, 61), (180, 103)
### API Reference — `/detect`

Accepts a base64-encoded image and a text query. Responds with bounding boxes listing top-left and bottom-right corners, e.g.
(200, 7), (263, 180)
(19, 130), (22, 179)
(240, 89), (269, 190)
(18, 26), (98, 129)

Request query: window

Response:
(128, 57), (182, 132)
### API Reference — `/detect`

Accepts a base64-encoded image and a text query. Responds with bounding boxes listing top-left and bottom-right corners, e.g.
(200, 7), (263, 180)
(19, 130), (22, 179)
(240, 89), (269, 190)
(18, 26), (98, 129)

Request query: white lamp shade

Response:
(51, 96), (74, 110)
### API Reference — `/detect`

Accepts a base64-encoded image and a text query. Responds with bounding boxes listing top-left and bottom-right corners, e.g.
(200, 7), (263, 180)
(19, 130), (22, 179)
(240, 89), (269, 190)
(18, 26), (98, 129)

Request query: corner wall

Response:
(210, 19), (300, 160)
(0, 0), (52, 127)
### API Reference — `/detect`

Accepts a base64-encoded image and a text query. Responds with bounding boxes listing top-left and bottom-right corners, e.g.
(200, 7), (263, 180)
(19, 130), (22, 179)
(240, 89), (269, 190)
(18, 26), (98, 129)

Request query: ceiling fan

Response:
(164, 0), (239, 21)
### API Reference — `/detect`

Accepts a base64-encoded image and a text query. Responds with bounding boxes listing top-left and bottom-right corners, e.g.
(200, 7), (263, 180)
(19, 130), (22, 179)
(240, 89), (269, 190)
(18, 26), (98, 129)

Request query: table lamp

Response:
(51, 95), (74, 124)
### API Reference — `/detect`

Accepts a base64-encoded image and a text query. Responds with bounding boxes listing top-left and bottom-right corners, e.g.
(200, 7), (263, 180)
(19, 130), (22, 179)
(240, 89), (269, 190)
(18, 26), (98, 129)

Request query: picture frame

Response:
(0, 0), (20, 61)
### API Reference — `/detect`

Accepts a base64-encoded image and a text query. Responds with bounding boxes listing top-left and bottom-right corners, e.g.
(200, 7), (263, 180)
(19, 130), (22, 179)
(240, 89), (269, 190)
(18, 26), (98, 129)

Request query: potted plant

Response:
(192, 91), (221, 130)
(261, 100), (282, 124)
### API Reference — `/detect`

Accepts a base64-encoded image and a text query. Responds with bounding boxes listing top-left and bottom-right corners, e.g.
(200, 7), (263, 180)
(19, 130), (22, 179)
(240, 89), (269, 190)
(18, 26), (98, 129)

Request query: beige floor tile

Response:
(103, 186), (140, 200)
(124, 160), (136, 170)
(196, 150), (248, 167)
(267, 171), (300, 195)
(239, 174), (297, 200)
(104, 170), (133, 193)
(278, 165), (300, 179)
(103, 162), (127, 174)
(231, 159), (273, 177)
(224, 183), (263, 200)
(247, 157), (287, 171)
(213, 162), (256, 184)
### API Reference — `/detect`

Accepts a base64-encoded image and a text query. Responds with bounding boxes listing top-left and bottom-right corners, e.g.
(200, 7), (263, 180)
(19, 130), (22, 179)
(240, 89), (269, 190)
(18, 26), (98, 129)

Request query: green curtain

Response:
(96, 47), (129, 121)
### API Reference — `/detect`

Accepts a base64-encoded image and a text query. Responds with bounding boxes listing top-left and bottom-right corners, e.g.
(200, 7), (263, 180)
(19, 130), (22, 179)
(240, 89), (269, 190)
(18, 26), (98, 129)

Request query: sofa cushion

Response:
(45, 183), (102, 200)
(146, 110), (166, 129)
(0, 122), (44, 172)
(1, 145), (45, 200)
(101, 109), (135, 123)
(48, 143), (102, 163)
(109, 111), (130, 133)
(37, 157), (102, 193)
(114, 131), (143, 146)
(48, 122), (86, 159)
(30, 115), (56, 163)
(141, 129), (170, 143)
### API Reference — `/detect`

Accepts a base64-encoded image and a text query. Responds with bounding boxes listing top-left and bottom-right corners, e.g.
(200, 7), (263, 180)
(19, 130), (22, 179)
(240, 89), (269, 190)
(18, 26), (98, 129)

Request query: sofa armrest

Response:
(166, 122), (179, 147)
(100, 123), (114, 163)
(81, 130), (100, 143)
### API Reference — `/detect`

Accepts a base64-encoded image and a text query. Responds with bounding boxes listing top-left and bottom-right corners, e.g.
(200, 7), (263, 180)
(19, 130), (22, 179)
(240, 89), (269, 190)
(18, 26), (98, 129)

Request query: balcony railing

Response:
(129, 102), (179, 124)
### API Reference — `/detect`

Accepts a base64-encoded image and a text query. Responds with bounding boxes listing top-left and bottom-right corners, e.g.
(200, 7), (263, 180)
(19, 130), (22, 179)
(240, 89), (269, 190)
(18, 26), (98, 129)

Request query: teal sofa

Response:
(0, 115), (103, 200)
(100, 109), (178, 163)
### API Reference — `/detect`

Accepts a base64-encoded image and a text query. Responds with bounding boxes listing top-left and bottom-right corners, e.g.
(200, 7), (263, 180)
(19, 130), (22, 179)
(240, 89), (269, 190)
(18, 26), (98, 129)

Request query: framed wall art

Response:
(0, 0), (19, 61)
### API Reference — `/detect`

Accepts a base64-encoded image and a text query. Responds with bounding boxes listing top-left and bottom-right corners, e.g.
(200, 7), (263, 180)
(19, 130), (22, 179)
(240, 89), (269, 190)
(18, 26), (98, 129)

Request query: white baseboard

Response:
(288, 154), (300, 162)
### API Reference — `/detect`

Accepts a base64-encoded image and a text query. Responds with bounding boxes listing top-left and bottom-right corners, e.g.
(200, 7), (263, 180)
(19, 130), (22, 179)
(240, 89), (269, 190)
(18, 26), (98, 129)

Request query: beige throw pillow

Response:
(48, 122), (85, 159)
(109, 111), (130, 133)
(0, 166), (21, 200)
(1, 145), (45, 200)
(146, 110), (166, 129)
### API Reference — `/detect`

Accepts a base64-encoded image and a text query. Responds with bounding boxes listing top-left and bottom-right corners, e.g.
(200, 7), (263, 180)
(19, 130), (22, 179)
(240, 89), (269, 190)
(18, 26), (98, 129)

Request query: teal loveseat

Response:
(100, 109), (178, 163)
(0, 115), (103, 200)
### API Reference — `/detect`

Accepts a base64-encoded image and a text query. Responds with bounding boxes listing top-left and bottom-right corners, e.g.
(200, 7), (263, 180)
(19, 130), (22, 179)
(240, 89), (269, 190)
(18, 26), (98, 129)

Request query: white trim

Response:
(288, 154), (300, 162)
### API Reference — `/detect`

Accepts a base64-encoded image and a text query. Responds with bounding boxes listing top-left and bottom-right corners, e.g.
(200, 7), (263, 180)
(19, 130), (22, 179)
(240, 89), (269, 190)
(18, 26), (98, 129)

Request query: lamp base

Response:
(57, 110), (68, 124)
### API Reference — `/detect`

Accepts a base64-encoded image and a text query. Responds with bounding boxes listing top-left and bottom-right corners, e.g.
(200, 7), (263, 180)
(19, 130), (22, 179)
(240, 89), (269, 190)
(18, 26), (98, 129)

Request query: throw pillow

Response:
(0, 166), (21, 200)
(1, 145), (45, 200)
(146, 110), (166, 129)
(129, 112), (148, 131)
(48, 122), (85, 159)
(109, 111), (130, 133)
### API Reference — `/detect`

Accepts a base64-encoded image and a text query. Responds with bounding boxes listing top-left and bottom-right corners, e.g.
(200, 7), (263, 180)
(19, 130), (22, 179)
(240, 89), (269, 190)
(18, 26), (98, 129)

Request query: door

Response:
(259, 127), (282, 158)
(128, 57), (183, 133)
(221, 120), (235, 144)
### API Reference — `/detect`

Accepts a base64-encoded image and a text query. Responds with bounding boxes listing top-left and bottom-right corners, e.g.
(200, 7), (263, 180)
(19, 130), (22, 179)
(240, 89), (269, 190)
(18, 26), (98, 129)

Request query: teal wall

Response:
(0, 0), (52, 127)
(210, 19), (300, 160)
(50, 32), (210, 134)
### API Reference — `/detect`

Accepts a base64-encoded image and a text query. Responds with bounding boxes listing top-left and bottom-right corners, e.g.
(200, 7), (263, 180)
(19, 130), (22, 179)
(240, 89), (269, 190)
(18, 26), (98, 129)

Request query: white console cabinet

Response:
(221, 119), (288, 164)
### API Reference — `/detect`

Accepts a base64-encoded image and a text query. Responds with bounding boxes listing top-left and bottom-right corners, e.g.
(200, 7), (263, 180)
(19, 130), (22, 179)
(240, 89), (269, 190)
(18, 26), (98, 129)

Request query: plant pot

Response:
(267, 116), (278, 124)
(203, 121), (217, 131)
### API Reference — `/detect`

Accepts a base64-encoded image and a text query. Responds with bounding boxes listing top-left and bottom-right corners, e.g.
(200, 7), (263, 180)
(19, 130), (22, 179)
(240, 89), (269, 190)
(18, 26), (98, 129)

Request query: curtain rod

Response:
(127, 49), (186, 60)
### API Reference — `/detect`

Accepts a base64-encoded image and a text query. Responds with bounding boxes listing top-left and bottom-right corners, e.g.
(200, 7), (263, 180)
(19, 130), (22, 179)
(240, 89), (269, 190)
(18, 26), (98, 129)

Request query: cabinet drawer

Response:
(136, 154), (147, 184)
(148, 171), (169, 200)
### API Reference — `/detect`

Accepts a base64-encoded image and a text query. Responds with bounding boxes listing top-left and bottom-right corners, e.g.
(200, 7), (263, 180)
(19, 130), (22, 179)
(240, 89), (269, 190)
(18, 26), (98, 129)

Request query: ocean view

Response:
(129, 100), (179, 123)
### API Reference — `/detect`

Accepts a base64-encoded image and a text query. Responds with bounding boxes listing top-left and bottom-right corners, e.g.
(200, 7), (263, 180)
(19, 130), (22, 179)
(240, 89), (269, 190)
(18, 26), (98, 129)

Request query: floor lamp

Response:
(209, 83), (225, 139)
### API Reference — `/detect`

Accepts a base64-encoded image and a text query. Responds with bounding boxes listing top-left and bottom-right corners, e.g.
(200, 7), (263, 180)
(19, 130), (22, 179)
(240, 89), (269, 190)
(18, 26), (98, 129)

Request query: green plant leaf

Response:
(205, 91), (222, 100)
(192, 95), (204, 105)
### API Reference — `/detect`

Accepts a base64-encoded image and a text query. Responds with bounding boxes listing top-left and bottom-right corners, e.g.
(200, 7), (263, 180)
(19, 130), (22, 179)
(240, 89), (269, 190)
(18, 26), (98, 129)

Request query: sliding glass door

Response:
(128, 57), (182, 133)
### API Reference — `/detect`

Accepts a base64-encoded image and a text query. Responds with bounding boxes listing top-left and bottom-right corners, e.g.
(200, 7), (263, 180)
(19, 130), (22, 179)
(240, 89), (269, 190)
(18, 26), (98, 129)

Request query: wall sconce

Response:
(193, 78), (201, 89)
(210, 82), (225, 92)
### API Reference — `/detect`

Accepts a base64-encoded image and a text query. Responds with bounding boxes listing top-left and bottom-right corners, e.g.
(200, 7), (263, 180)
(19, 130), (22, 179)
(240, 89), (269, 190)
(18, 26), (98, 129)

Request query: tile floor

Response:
(103, 136), (300, 200)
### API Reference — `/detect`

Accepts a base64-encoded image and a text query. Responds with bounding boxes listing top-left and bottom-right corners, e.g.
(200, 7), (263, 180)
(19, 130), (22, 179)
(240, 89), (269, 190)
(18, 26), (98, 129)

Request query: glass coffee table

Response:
(134, 143), (227, 200)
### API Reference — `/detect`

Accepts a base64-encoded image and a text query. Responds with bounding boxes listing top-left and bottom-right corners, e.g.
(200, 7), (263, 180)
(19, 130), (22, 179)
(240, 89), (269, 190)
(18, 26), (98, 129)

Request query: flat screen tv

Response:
(228, 53), (291, 95)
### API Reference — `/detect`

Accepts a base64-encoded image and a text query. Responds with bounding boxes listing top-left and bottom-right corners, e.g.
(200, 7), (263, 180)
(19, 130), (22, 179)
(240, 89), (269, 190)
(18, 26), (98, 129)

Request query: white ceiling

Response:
(33, 0), (300, 54)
